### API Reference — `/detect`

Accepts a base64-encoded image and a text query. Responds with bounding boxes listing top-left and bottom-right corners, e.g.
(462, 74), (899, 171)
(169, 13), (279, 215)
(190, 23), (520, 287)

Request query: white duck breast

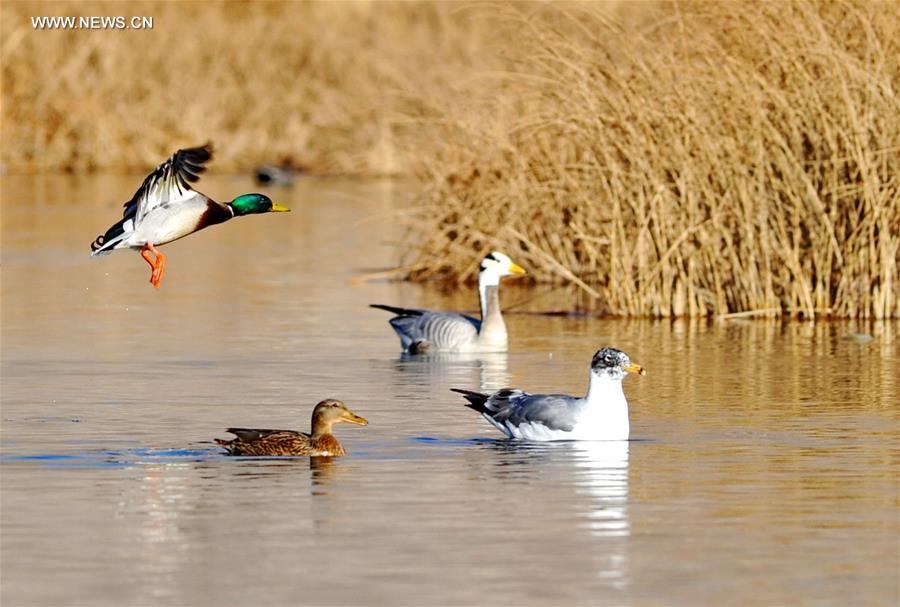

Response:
(124, 195), (228, 247)
(371, 251), (525, 353)
(453, 347), (645, 441)
(90, 145), (217, 255)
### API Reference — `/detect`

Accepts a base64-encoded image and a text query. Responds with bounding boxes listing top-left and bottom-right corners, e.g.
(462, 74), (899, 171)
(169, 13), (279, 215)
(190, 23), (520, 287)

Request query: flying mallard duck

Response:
(452, 347), (645, 441)
(214, 399), (368, 457)
(370, 251), (526, 353)
(90, 143), (289, 288)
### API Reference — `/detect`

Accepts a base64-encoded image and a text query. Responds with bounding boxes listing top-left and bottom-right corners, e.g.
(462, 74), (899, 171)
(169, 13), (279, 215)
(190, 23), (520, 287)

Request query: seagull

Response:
(452, 347), (645, 441)
(370, 251), (526, 353)
(90, 143), (289, 288)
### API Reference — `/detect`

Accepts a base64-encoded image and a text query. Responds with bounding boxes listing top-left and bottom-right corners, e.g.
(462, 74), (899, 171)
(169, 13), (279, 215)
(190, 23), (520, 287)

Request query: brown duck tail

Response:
(215, 438), (240, 455)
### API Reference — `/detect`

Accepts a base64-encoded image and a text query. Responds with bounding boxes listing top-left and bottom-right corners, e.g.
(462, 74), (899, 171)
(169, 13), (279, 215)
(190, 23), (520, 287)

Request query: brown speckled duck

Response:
(215, 399), (368, 456)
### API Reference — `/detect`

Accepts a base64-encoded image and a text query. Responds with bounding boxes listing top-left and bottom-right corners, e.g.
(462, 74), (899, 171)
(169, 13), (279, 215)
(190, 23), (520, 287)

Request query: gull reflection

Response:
(571, 440), (630, 537)
(571, 440), (630, 589)
(475, 439), (631, 586)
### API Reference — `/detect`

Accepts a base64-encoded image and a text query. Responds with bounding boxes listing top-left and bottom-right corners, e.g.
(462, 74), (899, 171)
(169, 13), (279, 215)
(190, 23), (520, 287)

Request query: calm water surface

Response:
(1, 175), (898, 606)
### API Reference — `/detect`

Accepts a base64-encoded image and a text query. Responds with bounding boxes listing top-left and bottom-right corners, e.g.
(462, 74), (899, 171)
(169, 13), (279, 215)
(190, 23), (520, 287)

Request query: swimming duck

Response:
(452, 347), (645, 441)
(370, 251), (526, 353)
(255, 160), (298, 187)
(90, 143), (289, 288)
(214, 399), (368, 456)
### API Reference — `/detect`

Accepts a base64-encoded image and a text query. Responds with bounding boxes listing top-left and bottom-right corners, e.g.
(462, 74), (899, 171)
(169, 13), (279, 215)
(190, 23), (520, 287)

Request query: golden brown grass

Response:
(0, 1), (491, 174)
(2, 1), (897, 317)
(402, 1), (900, 319)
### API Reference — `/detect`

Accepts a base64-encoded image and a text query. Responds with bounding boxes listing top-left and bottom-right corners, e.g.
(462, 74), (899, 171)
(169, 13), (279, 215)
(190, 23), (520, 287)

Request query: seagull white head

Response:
(590, 347), (646, 381)
(478, 251), (526, 287)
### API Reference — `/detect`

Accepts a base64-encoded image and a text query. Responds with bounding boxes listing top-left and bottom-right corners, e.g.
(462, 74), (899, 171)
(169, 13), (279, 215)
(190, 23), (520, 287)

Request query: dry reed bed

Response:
(2, 1), (897, 318)
(404, 2), (899, 319)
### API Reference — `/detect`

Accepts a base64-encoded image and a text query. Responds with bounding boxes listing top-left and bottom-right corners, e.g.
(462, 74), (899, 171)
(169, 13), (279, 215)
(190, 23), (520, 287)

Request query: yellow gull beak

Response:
(624, 362), (646, 376)
(508, 262), (526, 275)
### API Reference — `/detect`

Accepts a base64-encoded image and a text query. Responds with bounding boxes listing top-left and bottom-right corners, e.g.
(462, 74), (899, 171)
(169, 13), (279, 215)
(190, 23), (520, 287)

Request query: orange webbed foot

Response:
(140, 244), (167, 289)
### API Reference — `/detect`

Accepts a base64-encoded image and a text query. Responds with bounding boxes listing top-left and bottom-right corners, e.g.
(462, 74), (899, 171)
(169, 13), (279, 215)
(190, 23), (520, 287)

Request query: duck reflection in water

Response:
(393, 351), (510, 395)
(309, 455), (339, 491)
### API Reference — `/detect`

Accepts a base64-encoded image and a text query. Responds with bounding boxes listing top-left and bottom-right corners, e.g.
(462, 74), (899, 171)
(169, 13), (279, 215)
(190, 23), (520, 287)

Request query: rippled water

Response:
(1, 175), (897, 606)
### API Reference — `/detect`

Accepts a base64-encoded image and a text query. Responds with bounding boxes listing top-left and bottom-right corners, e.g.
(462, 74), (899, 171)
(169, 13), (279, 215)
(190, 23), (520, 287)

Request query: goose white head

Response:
(478, 251), (526, 287)
(590, 347), (646, 381)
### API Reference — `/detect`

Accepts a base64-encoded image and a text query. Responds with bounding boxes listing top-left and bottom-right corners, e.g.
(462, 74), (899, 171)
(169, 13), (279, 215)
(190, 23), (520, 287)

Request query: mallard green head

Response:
(229, 193), (290, 216)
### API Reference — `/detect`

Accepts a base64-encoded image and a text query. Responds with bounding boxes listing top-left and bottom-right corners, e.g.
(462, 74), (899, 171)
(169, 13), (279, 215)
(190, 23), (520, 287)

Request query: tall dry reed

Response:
(402, 1), (899, 319)
(2, 1), (897, 317)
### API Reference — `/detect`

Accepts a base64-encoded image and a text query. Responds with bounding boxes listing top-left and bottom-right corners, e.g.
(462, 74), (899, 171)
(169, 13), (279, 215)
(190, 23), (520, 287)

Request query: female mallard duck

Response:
(452, 347), (645, 441)
(214, 399), (368, 456)
(90, 143), (289, 288)
(370, 251), (526, 353)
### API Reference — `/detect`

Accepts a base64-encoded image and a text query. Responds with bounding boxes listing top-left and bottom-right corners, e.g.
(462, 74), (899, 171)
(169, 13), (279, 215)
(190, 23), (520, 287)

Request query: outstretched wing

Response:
(90, 144), (214, 255)
(128, 143), (213, 223)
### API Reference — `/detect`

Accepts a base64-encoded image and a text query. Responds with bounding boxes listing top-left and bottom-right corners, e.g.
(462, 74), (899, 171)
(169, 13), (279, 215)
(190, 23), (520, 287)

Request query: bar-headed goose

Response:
(371, 251), (525, 353)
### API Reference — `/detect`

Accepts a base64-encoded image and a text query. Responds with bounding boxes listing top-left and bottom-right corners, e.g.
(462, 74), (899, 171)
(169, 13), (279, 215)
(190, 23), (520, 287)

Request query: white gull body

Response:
(453, 347), (644, 441)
